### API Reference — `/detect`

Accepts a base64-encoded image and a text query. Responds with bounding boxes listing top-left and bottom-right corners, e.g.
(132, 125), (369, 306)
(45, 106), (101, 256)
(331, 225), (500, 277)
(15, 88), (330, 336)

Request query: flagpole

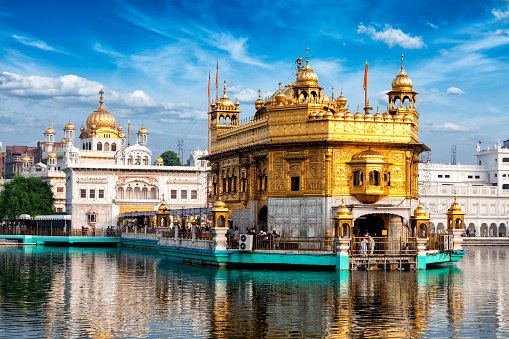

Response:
(215, 61), (219, 102)
(206, 71), (211, 208)
(364, 60), (368, 112)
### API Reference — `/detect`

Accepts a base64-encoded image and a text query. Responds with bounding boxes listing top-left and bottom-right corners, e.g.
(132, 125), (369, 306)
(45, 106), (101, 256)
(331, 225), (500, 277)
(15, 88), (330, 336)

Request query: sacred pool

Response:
(0, 246), (507, 338)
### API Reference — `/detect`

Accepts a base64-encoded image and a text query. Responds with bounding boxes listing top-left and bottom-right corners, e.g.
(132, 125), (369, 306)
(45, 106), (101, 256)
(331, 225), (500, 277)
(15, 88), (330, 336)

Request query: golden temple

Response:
(208, 51), (430, 239)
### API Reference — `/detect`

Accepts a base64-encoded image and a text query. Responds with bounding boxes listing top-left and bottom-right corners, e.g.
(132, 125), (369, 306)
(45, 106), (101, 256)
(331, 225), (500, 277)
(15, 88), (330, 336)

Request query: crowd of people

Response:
(227, 226), (280, 249)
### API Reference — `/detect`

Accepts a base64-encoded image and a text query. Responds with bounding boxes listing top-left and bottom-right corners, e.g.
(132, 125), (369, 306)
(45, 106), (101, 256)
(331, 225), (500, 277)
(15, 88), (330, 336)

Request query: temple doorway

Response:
(353, 214), (386, 238)
(258, 206), (268, 231)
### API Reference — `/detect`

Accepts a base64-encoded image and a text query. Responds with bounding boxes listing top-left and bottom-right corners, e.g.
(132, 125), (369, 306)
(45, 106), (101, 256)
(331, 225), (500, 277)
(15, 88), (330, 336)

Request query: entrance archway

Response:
(353, 214), (385, 238)
(258, 206), (268, 231)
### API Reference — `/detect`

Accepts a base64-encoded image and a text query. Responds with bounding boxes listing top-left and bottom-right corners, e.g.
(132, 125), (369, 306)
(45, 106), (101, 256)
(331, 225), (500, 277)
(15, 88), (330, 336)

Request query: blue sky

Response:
(1, 0), (509, 163)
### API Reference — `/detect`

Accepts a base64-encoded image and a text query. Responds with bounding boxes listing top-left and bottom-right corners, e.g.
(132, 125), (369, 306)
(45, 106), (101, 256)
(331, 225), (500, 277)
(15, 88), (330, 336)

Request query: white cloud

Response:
(0, 72), (101, 98)
(357, 24), (425, 49)
(446, 87), (464, 95)
(206, 32), (269, 68)
(229, 86), (258, 103)
(492, 7), (509, 21)
(427, 22), (439, 30)
(425, 122), (474, 132)
(12, 34), (67, 54)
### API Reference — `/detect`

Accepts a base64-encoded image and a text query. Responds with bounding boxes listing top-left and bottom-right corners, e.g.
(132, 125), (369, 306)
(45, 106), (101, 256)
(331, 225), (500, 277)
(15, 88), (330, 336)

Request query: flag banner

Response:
(363, 61), (368, 90)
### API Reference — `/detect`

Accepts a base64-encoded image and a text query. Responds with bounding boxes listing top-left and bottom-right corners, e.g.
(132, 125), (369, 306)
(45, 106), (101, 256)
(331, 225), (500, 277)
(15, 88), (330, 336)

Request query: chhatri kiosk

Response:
(163, 52), (465, 270)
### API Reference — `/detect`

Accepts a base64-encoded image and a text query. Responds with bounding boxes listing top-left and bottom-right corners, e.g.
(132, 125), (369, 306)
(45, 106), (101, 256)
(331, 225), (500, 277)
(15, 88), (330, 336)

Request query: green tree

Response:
(160, 150), (182, 166)
(0, 176), (54, 219)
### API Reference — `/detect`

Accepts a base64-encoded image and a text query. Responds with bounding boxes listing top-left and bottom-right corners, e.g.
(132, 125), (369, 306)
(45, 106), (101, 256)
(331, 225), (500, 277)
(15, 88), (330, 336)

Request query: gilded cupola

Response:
(254, 89), (264, 110)
(138, 125), (148, 135)
(215, 80), (238, 110)
(64, 120), (75, 131)
(413, 202), (427, 217)
(155, 155), (164, 166)
(295, 51), (319, 87)
(85, 88), (116, 131)
(391, 55), (413, 92)
(44, 126), (55, 135)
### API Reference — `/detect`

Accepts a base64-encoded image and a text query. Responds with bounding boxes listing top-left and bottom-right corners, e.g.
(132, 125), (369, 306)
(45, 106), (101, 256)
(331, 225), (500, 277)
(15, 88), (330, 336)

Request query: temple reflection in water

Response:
(2, 247), (498, 338)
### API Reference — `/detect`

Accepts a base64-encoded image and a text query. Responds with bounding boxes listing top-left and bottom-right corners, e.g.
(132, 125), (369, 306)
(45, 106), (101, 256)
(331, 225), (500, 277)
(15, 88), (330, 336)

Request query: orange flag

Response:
(363, 60), (368, 90)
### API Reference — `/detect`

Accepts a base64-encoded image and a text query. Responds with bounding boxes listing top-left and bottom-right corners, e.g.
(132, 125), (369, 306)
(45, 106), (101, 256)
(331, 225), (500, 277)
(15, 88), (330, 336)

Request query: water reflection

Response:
(0, 246), (507, 338)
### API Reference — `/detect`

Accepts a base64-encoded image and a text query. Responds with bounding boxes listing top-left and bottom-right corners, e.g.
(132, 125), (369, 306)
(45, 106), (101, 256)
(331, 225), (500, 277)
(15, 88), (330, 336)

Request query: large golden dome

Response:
(86, 89), (116, 130)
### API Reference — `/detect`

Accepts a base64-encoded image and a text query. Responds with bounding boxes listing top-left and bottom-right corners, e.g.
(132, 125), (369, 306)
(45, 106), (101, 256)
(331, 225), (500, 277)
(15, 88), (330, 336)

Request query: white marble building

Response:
(24, 89), (210, 230)
(419, 140), (509, 237)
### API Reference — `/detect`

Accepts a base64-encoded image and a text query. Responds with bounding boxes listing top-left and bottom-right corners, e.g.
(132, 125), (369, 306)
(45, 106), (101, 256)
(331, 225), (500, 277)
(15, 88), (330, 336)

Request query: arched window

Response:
(134, 187), (141, 199)
(117, 187), (124, 199)
(97, 142), (102, 151)
(353, 170), (363, 186)
(112, 143), (117, 152)
(104, 142), (110, 151)
(150, 187), (157, 199)
(369, 170), (380, 186)
(126, 187), (133, 199)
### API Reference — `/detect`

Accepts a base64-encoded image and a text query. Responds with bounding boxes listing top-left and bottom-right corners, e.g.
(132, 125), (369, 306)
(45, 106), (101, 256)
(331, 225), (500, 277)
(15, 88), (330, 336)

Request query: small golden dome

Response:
(217, 80), (235, 108)
(374, 109), (383, 121)
(48, 151), (57, 159)
(344, 109), (353, 120)
(275, 83), (286, 105)
(383, 111), (392, 120)
(60, 138), (67, 144)
(213, 198), (227, 209)
(449, 198), (462, 212)
(254, 90), (264, 110)
(80, 126), (85, 132)
(155, 155), (164, 164)
(45, 126), (55, 135)
(138, 125), (148, 135)
(117, 125), (123, 132)
(354, 108), (363, 120)
(157, 200), (169, 213)
(364, 112), (373, 121)
(336, 200), (351, 217)
(86, 89), (116, 131)
(296, 63), (319, 86)
(22, 154), (31, 163)
(336, 92), (347, 107)
(64, 120), (75, 130)
(414, 203), (427, 217)
(392, 56), (413, 91)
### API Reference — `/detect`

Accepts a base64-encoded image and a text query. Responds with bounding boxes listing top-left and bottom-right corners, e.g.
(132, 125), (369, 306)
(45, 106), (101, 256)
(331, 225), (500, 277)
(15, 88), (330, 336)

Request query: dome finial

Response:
(306, 48), (309, 66)
(258, 89), (262, 98)
(401, 54), (404, 69)
(223, 80), (227, 98)
(99, 87), (104, 108)
(278, 82), (282, 90)
(296, 55), (303, 70)
(331, 86), (335, 101)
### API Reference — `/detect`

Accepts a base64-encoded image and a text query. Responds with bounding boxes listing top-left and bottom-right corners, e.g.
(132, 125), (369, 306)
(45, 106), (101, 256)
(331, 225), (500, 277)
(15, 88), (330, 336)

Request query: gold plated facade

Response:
(208, 53), (429, 230)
